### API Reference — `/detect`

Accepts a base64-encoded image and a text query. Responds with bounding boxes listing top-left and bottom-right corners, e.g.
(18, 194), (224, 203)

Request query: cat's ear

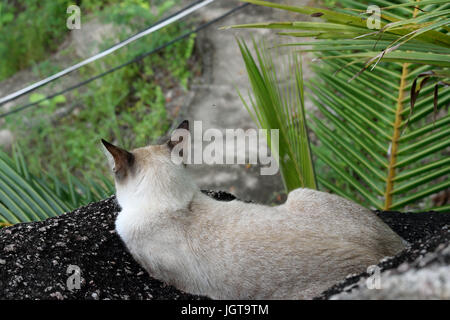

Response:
(101, 139), (134, 178)
(167, 120), (190, 163)
(167, 120), (189, 151)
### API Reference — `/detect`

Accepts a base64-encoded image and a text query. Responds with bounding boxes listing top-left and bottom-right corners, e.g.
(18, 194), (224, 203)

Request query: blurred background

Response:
(0, 0), (300, 206)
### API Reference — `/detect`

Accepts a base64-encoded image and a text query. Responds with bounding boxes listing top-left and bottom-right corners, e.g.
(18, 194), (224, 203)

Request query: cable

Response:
(0, 3), (249, 119)
(0, 0), (215, 106)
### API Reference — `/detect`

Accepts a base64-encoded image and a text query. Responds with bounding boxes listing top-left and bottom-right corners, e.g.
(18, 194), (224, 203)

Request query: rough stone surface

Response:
(316, 211), (450, 300)
(1, 191), (449, 300)
(0, 191), (237, 300)
(0, 195), (206, 300)
(333, 260), (450, 299)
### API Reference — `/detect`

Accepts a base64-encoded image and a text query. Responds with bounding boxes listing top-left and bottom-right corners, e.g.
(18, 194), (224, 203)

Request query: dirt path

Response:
(0, 0), (314, 204)
(182, 0), (312, 203)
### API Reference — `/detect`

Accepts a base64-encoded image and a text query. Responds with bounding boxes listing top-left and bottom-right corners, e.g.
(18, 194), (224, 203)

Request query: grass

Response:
(2, 0), (198, 183)
(0, 0), (154, 80)
(0, 0), (72, 81)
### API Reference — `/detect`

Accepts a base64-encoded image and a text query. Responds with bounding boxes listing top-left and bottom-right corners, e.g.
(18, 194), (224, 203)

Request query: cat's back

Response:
(191, 189), (398, 242)
(192, 188), (405, 261)
(178, 189), (406, 299)
(284, 188), (405, 255)
(285, 188), (385, 229)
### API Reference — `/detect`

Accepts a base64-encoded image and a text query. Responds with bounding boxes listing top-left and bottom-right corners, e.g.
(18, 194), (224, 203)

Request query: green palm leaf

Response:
(232, 0), (449, 211)
(237, 39), (317, 191)
(0, 145), (115, 225)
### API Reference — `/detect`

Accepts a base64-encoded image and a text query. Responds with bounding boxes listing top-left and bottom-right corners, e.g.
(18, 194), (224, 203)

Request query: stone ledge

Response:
(0, 191), (448, 300)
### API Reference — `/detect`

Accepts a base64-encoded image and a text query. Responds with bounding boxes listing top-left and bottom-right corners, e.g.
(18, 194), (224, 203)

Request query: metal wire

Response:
(0, 3), (249, 119)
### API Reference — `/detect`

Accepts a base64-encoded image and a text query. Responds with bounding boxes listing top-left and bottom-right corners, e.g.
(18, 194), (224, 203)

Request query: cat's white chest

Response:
(115, 208), (186, 267)
(116, 210), (142, 241)
(114, 208), (158, 264)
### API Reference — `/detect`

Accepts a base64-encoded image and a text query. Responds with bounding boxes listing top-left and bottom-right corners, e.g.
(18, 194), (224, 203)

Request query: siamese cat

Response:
(101, 120), (405, 299)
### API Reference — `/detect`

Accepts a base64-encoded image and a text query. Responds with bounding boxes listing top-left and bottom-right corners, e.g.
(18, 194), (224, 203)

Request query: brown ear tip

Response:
(178, 120), (189, 130)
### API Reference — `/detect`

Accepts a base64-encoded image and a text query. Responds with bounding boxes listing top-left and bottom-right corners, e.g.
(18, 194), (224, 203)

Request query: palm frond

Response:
(0, 145), (114, 225)
(237, 38), (317, 191)
(231, 0), (450, 211)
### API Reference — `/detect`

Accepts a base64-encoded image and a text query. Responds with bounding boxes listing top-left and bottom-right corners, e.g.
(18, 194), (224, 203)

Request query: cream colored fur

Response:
(108, 144), (405, 300)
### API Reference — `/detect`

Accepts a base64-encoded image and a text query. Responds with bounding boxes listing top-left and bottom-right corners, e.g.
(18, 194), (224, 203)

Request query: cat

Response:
(102, 120), (405, 299)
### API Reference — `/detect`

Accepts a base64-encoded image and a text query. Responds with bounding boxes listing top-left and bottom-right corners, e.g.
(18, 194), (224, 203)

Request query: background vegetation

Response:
(0, 0), (198, 225)
(0, 145), (113, 227)
(234, 0), (449, 212)
(2, 0), (196, 182)
(237, 39), (317, 191)
(1, 0), (448, 227)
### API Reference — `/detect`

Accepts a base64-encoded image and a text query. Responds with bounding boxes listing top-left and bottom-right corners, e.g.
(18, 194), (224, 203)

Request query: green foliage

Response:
(0, 2), (14, 28)
(0, 0), (71, 81)
(29, 93), (67, 110)
(237, 39), (317, 192)
(0, 145), (114, 226)
(0, 0), (174, 80)
(0, 0), (196, 227)
(232, 0), (450, 212)
(321, 0), (337, 7)
(4, 0), (196, 183)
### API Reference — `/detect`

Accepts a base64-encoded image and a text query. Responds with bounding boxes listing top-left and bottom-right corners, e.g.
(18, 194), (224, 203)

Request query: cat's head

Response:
(102, 120), (195, 212)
